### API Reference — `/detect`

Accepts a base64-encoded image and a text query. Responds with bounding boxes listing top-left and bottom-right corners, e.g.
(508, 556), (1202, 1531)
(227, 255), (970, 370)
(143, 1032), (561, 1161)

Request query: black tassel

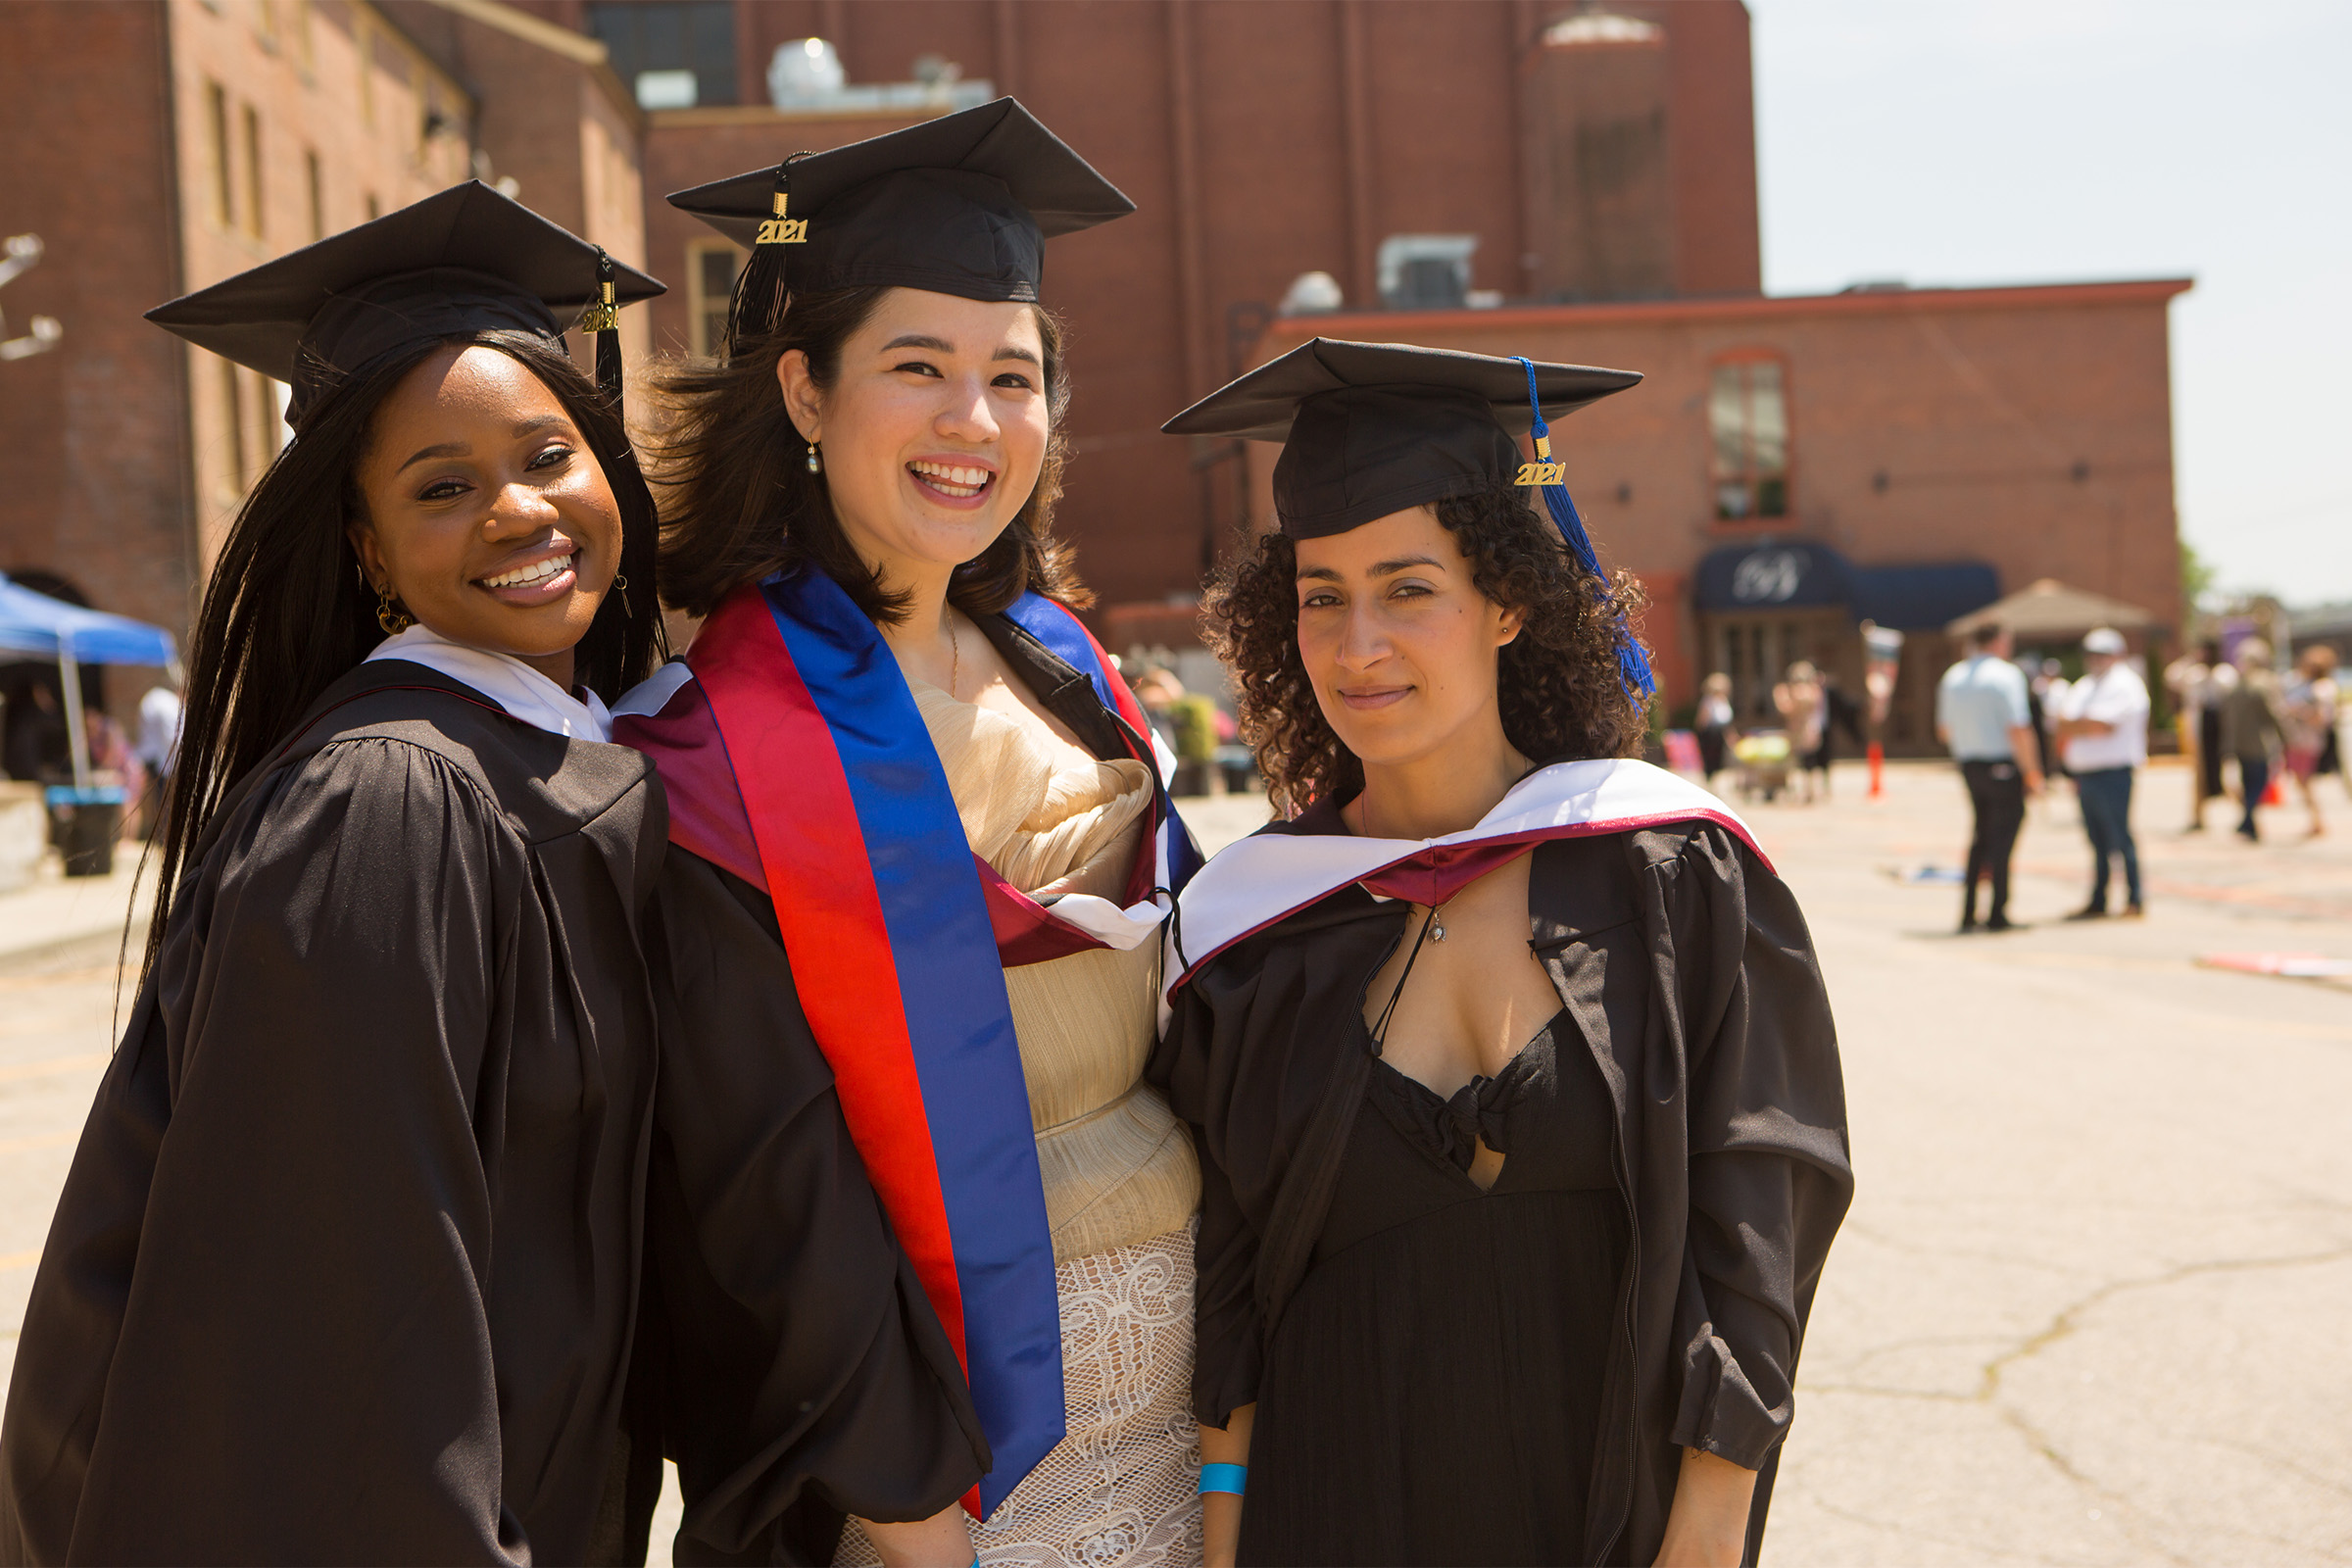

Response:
(721, 153), (810, 359)
(582, 248), (623, 403)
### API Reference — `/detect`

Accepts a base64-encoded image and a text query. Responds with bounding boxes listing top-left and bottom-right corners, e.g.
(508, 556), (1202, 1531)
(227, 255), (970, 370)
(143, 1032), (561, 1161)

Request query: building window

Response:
(686, 240), (743, 358)
(1709, 357), (1788, 521)
(586, 2), (738, 110)
(357, 18), (374, 126)
(220, 360), (247, 492)
(205, 80), (233, 227)
(305, 148), (324, 240)
(241, 104), (265, 239)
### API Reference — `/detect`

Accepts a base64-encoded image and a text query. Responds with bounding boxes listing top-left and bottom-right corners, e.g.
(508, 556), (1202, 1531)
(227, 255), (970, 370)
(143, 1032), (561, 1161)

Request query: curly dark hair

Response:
(1202, 484), (1651, 815)
(647, 285), (1089, 622)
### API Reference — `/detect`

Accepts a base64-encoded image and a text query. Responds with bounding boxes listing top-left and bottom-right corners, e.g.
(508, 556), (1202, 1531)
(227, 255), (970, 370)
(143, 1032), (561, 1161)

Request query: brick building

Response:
(1, 0), (2189, 759)
(0, 0), (641, 729)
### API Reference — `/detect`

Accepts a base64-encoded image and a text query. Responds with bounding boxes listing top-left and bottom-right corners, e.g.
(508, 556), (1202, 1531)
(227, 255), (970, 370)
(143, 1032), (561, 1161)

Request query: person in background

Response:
(2164, 638), (2236, 831)
(1695, 670), (1737, 789)
(2219, 639), (2284, 843)
(1135, 663), (1186, 760)
(2030, 659), (2066, 783)
(2279, 644), (2338, 837)
(1775, 660), (1827, 804)
(2053, 627), (2150, 919)
(133, 680), (182, 840)
(79, 707), (146, 839)
(1936, 622), (2042, 933)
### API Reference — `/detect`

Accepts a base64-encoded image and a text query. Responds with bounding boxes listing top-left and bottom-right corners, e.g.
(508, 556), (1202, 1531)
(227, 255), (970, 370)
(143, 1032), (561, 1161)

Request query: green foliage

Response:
(1169, 695), (1220, 763)
(2180, 539), (2218, 612)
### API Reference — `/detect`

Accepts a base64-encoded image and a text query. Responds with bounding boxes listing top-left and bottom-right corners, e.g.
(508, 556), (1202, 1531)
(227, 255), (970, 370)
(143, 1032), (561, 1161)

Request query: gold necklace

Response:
(947, 612), (961, 698)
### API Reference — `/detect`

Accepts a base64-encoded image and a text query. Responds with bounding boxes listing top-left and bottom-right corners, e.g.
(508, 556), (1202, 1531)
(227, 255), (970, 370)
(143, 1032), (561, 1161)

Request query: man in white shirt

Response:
(2054, 627), (2149, 917)
(1937, 622), (2043, 932)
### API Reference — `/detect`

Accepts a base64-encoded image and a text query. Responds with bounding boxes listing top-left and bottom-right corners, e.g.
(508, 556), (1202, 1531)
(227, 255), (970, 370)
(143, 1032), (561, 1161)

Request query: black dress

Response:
(1242, 1014), (1627, 1566)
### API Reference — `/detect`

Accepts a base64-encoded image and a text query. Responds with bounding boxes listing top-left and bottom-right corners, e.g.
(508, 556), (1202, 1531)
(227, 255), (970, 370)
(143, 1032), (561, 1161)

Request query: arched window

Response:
(1709, 354), (1790, 521)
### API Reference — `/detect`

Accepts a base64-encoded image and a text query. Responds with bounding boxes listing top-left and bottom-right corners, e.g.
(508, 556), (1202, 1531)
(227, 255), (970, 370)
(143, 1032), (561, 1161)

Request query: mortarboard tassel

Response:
(722, 153), (810, 359)
(1516, 357), (1655, 699)
(583, 249), (623, 403)
(581, 248), (654, 618)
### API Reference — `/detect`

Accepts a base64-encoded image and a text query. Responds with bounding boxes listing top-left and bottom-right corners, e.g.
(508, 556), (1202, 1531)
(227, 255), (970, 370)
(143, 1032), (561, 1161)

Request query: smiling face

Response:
(1293, 505), (1525, 774)
(347, 343), (622, 687)
(776, 287), (1050, 593)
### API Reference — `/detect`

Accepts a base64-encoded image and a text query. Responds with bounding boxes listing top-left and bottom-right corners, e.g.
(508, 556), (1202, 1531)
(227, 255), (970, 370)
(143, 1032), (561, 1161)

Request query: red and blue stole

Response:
(615, 567), (1195, 1515)
(1161, 759), (1768, 1023)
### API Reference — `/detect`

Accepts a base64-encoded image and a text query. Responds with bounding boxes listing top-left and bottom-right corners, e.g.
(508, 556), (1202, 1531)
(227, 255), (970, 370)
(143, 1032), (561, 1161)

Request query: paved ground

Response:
(5, 763), (2348, 1563)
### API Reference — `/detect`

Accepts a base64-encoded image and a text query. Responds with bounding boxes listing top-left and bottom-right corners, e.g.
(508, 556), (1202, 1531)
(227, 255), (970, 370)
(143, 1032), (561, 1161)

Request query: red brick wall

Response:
(0, 0), (193, 655)
(602, 0), (1764, 610)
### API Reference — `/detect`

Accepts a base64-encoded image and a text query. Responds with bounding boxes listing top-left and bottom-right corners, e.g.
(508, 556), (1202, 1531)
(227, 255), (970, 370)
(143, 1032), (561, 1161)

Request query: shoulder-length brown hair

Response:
(1202, 485), (1651, 816)
(648, 285), (1089, 622)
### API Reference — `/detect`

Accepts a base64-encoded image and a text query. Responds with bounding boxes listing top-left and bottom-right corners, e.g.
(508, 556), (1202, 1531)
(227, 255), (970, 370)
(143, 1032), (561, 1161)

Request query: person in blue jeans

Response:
(2054, 627), (2150, 917)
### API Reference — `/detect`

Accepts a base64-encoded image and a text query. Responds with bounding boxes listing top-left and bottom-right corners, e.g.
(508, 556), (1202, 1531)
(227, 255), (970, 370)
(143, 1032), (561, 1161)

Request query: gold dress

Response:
(836, 679), (1203, 1568)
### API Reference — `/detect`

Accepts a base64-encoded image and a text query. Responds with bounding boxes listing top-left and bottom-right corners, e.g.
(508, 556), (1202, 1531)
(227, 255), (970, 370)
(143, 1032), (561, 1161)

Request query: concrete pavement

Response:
(6, 763), (2349, 1563)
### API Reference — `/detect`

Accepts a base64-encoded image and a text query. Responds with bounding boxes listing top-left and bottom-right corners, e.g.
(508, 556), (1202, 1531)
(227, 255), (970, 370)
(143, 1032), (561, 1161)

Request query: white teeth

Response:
(909, 460), (992, 493)
(483, 553), (573, 589)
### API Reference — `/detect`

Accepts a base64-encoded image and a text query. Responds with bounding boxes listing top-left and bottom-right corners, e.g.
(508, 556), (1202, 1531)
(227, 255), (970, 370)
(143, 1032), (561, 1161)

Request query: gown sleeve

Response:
(1153, 981), (1267, 1431)
(11, 737), (531, 1565)
(643, 849), (987, 1564)
(1660, 828), (1854, 1472)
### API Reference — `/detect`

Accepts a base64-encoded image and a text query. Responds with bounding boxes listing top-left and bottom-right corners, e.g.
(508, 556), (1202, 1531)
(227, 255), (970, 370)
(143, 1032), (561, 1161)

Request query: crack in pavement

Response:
(1804, 1246), (2352, 1566)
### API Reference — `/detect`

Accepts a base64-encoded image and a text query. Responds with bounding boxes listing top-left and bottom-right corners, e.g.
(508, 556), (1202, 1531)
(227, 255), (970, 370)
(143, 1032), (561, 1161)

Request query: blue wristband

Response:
(1199, 1462), (1247, 1496)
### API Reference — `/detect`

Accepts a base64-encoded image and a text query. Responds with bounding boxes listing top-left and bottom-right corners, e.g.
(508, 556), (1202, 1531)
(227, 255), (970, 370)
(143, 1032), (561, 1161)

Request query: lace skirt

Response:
(837, 1222), (1202, 1568)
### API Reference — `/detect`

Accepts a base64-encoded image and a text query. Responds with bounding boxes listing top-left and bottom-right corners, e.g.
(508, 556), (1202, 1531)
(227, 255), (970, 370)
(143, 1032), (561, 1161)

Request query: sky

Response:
(1747, 0), (2352, 608)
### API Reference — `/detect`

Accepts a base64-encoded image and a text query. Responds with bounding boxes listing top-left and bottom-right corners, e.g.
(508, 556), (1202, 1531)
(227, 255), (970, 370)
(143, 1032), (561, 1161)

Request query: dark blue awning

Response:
(1692, 542), (1852, 611)
(1693, 544), (1999, 632)
(1851, 563), (2001, 631)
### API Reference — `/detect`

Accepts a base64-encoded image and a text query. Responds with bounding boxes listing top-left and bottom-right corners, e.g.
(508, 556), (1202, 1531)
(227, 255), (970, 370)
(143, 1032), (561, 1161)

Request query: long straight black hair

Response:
(141, 329), (665, 983)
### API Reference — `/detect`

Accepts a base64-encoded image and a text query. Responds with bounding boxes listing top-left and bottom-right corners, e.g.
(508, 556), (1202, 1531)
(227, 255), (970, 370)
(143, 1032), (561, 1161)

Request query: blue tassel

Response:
(1515, 359), (1654, 698)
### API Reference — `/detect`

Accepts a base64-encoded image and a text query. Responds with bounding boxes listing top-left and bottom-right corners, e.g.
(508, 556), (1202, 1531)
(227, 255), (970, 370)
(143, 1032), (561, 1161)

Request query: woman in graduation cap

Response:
(1148, 340), (1853, 1568)
(0, 184), (980, 1567)
(616, 100), (1207, 1565)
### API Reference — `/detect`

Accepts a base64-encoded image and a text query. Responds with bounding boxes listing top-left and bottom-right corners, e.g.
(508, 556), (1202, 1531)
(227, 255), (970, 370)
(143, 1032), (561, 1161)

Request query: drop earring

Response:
(375, 583), (414, 636)
(806, 440), (822, 474)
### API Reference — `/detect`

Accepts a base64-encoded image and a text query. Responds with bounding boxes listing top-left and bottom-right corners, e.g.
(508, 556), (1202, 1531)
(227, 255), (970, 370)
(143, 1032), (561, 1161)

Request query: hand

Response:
(2025, 770), (2044, 798)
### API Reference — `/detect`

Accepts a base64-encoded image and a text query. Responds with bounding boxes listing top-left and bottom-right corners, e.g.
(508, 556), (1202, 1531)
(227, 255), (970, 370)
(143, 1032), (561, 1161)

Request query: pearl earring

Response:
(806, 441), (822, 474)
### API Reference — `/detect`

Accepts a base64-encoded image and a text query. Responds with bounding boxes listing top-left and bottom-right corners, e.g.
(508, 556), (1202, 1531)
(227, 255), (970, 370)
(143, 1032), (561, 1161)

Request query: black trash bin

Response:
(47, 784), (125, 877)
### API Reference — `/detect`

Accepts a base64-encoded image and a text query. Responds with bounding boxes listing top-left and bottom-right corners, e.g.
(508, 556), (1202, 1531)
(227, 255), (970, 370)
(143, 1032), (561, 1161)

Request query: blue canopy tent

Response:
(0, 571), (177, 791)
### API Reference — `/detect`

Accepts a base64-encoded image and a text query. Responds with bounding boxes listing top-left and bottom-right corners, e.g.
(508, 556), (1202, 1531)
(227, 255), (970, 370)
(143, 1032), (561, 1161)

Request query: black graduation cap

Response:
(146, 180), (663, 426)
(669, 97), (1133, 350)
(1166, 336), (1656, 694)
(1162, 337), (1641, 539)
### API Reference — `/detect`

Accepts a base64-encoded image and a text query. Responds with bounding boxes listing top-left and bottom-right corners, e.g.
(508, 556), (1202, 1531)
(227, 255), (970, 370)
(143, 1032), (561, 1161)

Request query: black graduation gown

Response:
(1150, 801), (1854, 1567)
(0, 663), (665, 1566)
(638, 612), (1145, 1565)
